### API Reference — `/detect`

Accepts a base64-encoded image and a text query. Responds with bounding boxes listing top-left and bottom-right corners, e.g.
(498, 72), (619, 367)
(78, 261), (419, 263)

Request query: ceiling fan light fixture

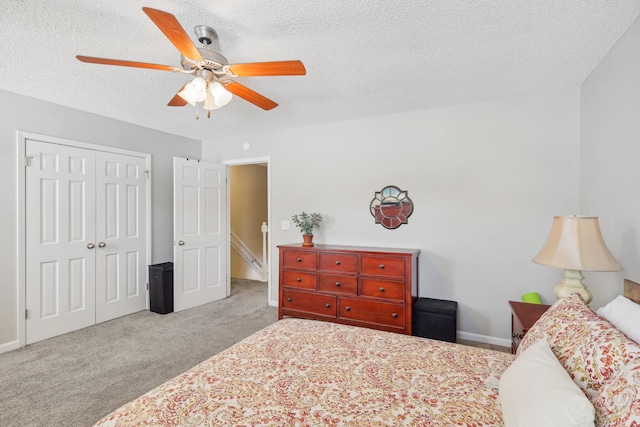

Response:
(203, 90), (219, 111)
(210, 82), (233, 107)
(177, 76), (208, 106)
(177, 87), (196, 106)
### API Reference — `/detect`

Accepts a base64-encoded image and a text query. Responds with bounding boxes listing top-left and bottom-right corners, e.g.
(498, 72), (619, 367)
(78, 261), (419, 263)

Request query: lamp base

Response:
(554, 269), (592, 303)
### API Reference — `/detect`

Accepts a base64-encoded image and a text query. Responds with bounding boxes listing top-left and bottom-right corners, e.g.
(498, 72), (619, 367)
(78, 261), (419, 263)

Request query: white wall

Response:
(0, 90), (200, 350)
(204, 88), (580, 344)
(580, 15), (640, 309)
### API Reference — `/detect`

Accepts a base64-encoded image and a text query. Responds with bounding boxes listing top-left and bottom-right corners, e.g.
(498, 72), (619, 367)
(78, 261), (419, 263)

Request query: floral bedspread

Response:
(95, 318), (514, 426)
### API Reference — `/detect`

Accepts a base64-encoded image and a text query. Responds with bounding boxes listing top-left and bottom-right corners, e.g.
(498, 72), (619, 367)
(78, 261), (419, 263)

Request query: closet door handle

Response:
(98, 242), (106, 248)
(87, 243), (95, 249)
(177, 240), (185, 246)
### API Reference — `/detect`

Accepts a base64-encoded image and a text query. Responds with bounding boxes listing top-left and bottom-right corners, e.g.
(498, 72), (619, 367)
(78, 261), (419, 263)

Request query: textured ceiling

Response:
(2, 0), (640, 142)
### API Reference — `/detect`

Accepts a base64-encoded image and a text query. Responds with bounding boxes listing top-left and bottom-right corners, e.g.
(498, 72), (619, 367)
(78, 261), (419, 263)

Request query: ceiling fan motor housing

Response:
(180, 25), (229, 73)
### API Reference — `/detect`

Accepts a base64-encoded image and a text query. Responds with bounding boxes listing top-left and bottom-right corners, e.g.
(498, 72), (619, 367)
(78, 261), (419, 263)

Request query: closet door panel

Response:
(95, 151), (147, 323)
(25, 140), (96, 344)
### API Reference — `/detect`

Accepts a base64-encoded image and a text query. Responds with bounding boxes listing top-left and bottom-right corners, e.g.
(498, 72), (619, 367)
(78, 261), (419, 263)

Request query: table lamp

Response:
(532, 215), (622, 303)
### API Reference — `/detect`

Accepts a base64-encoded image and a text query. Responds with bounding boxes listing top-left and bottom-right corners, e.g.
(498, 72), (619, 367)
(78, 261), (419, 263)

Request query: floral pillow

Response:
(591, 358), (640, 427)
(516, 293), (640, 399)
(517, 293), (592, 356)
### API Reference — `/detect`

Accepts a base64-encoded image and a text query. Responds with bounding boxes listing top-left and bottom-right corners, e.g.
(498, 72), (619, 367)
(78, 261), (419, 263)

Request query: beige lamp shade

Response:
(532, 216), (622, 303)
(532, 216), (622, 271)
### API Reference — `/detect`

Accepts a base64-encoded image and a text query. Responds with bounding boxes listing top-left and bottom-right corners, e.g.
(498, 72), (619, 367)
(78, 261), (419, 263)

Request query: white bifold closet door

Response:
(25, 140), (147, 344)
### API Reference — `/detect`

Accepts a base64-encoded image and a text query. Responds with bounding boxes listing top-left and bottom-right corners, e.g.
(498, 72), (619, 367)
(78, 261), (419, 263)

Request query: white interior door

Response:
(95, 151), (147, 323)
(25, 140), (97, 344)
(173, 157), (228, 311)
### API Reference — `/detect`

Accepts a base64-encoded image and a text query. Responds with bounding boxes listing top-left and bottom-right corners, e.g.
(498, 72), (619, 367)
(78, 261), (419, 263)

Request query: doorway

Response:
(226, 159), (270, 303)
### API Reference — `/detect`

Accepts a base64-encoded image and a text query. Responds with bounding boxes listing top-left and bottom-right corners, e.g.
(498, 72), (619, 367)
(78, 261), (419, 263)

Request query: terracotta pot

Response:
(302, 234), (314, 247)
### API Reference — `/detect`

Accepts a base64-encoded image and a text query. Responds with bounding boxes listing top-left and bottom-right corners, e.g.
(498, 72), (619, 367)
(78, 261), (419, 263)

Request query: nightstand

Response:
(508, 301), (550, 354)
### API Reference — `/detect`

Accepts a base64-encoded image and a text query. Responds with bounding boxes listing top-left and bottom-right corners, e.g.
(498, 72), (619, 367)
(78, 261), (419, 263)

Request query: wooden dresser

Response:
(278, 244), (420, 334)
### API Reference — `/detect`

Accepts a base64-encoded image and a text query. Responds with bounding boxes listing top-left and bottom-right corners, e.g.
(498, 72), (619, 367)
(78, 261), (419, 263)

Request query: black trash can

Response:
(149, 262), (174, 314)
(413, 297), (457, 343)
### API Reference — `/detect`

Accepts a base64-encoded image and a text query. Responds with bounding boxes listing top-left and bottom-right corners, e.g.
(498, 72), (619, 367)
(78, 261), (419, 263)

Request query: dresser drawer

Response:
(282, 289), (336, 316)
(361, 255), (405, 278)
(338, 297), (405, 328)
(360, 278), (405, 301)
(282, 250), (316, 270)
(318, 252), (358, 273)
(281, 270), (317, 290)
(318, 274), (357, 295)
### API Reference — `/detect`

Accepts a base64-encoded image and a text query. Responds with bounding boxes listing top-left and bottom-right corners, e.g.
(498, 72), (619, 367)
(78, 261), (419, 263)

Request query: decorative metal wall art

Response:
(370, 185), (414, 229)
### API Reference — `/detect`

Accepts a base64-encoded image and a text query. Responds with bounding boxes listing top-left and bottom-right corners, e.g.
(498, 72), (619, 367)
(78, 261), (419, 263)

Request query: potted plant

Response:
(291, 211), (322, 247)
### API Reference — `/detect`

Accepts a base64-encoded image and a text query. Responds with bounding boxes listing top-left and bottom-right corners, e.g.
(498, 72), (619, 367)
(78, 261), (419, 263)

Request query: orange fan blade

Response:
(228, 60), (306, 77)
(142, 7), (203, 61)
(76, 55), (182, 72)
(168, 84), (188, 106)
(223, 81), (278, 110)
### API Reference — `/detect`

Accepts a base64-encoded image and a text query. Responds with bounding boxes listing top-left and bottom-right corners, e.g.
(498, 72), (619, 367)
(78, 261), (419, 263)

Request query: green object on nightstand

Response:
(521, 292), (542, 304)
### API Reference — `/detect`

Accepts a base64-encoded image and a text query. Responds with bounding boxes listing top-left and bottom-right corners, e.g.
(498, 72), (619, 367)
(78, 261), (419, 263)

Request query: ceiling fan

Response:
(76, 7), (306, 118)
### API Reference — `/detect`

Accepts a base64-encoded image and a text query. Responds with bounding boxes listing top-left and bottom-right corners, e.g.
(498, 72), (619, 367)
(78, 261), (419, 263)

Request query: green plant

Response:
(291, 211), (322, 235)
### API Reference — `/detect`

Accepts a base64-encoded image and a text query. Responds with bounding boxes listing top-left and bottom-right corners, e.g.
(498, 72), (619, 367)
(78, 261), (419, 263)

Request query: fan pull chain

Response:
(195, 103), (200, 119)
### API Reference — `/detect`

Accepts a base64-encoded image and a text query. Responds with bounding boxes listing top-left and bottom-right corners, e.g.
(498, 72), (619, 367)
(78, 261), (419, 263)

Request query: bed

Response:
(95, 282), (640, 427)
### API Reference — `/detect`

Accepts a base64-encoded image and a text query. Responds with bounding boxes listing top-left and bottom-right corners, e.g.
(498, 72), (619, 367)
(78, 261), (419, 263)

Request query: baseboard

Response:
(268, 299), (278, 307)
(457, 331), (511, 348)
(0, 340), (19, 354)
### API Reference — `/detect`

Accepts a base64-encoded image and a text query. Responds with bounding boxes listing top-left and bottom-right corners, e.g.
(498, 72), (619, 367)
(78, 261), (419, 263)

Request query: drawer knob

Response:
(296, 258), (302, 262)
(287, 298), (292, 302)
(345, 306), (351, 311)
(379, 287), (385, 292)
(379, 264), (385, 269)
(335, 282), (341, 287)
(325, 303), (331, 308)
(392, 312), (398, 318)
(296, 277), (302, 282)
(335, 260), (341, 265)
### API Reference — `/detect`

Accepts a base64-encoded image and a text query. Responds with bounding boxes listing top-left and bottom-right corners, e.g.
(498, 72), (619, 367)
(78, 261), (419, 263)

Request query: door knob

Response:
(87, 243), (95, 249)
(178, 240), (185, 246)
(98, 242), (106, 248)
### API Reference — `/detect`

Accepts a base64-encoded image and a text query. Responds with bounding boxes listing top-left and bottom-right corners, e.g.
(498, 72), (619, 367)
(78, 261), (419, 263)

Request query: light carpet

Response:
(0, 278), (276, 427)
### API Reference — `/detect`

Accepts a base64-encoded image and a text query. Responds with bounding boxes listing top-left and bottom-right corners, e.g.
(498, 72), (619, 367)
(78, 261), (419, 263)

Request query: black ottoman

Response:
(413, 297), (457, 343)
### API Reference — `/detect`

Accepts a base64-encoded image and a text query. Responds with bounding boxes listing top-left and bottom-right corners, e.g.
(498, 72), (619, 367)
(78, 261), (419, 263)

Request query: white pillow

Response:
(597, 295), (640, 343)
(499, 339), (595, 427)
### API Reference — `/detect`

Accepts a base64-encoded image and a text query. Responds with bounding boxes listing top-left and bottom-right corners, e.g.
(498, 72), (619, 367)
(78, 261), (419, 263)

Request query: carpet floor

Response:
(0, 278), (276, 427)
